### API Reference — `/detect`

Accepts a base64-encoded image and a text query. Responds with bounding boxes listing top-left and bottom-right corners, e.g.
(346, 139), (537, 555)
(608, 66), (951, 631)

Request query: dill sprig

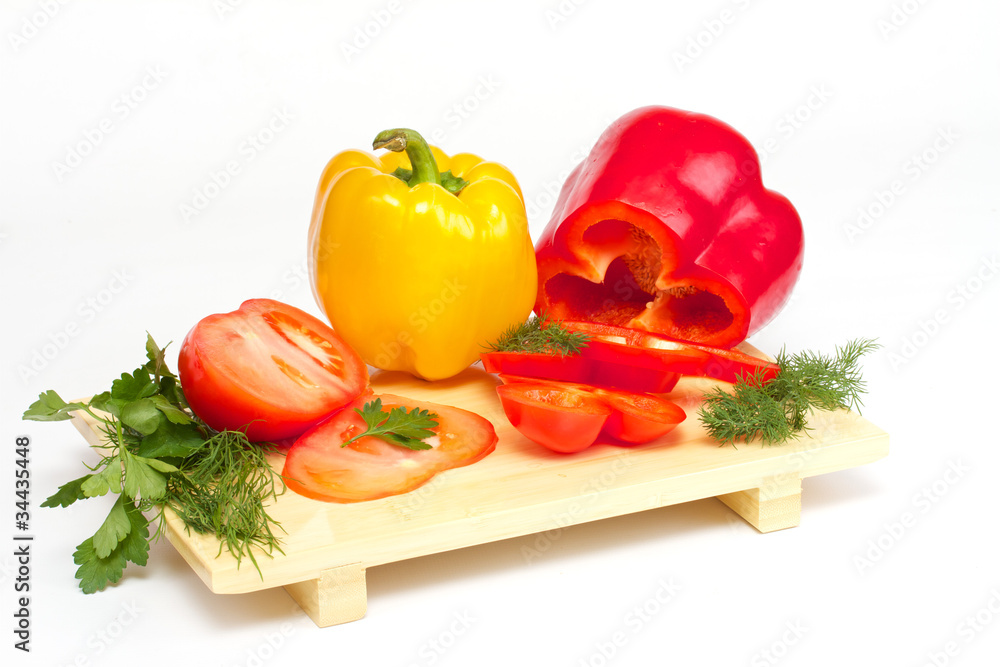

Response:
(698, 338), (880, 446)
(487, 312), (590, 356)
(164, 430), (285, 571)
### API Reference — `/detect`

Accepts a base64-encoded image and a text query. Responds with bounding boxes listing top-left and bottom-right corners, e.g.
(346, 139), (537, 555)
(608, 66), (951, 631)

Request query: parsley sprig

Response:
(487, 312), (590, 356)
(24, 335), (284, 594)
(342, 398), (439, 450)
(698, 338), (880, 446)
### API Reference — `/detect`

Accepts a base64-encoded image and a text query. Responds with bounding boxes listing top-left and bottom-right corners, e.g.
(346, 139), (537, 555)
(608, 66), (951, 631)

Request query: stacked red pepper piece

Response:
(481, 320), (780, 453)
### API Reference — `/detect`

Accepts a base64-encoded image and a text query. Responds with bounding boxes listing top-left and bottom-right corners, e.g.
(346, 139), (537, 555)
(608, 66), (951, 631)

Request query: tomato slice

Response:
(495, 377), (686, 453)
(178, 298), (369, 441)
(283, 393), (497, 502)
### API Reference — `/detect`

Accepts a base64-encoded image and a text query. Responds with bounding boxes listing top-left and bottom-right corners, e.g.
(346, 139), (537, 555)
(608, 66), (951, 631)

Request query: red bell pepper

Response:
(479, 320), (778, 393)
(481, 346), (681, 394)
(534, 106), (804, 348)
(495, 377), (686, 454)
(558, 321), (780, 384)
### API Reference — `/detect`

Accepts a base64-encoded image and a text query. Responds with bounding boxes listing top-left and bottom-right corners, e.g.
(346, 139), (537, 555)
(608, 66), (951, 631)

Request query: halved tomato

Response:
(283, 393), (497, 503)
(496, 377), (686, 453)
(178, 298), (369, 441)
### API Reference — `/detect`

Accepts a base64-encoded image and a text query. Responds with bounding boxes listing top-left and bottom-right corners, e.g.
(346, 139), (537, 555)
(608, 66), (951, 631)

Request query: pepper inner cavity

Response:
(658, 288), (734, 339)
(541, 220), (662, 325)
(621, 224), (662, 296)
(546, 219), (735, 339)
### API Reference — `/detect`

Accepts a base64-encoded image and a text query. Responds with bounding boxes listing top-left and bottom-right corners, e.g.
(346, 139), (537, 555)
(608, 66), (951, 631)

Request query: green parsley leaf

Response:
(134, 420), (205, 459)
(342, 398), (439, 450)
(144, 334), (187, 405)
(111, 368), (158, 402)
(23, 390), (89, 422)
(121, 451), (176, 501)
(144, 333), (175, 379)
(72, 500), (152, 594)
(93, 496), (131, 559)
(82, 456), (124, 497)
(41, 474), (93, 508)
(87, 391), (115, 416)
(149, 394), (192, 425)
(73, 536), (128, 594)
(120, 503), (151, 567)
(120, 398), (163, 435)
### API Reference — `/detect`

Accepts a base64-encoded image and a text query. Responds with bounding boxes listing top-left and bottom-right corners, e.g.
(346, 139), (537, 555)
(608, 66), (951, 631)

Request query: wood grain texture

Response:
(717, 475), (803, 532)
(283, 563), (367, 627)
(69, 347), (889, 625)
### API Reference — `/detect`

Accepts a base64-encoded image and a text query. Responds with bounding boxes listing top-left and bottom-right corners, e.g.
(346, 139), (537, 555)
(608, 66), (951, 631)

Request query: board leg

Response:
(284, 563), (367, 627)
(717, 476), (802, 533)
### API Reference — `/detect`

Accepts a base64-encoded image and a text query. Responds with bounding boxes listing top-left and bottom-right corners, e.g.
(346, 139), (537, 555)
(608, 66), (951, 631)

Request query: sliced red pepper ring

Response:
(480, 347), (681, 394)
(495, 377), (686, 454)
(558, 320), (780, 384)
(480, 320), (777, 394)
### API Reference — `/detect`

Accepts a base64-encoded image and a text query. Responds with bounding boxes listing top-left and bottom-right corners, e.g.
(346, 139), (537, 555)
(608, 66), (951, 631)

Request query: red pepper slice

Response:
(594, 386), (688, 444)
(534, 106), (804, 348)
(480, 347), (681, 393)
(496, 377), (686, 454)
(496, 380), (611, 453)
(480, 321), (778, 392)
(559, 321), (780, 385)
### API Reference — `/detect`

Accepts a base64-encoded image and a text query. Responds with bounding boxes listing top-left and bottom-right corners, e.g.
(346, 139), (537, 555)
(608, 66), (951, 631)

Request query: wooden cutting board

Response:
(70, 350), (889, 628)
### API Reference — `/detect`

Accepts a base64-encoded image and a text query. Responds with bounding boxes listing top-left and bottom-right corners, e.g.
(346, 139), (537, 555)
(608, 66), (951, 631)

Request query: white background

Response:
(2, 0), (999, 665)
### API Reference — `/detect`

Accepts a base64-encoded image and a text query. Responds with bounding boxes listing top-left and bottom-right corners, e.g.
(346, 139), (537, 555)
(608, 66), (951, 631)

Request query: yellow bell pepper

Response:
(308, 128), (537, 381)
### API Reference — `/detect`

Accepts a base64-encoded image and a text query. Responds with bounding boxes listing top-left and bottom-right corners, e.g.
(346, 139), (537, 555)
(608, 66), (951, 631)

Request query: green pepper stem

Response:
(372, 128), (441, 187)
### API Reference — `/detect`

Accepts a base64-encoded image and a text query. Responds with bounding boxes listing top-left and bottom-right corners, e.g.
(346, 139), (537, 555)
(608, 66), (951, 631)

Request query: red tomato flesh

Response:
(283, 393), (498, 503)
(178, 298), (369, 441)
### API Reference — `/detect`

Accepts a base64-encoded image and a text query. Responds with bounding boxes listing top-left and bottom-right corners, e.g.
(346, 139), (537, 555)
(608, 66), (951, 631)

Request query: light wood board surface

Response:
(69, 349), (889, 626)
